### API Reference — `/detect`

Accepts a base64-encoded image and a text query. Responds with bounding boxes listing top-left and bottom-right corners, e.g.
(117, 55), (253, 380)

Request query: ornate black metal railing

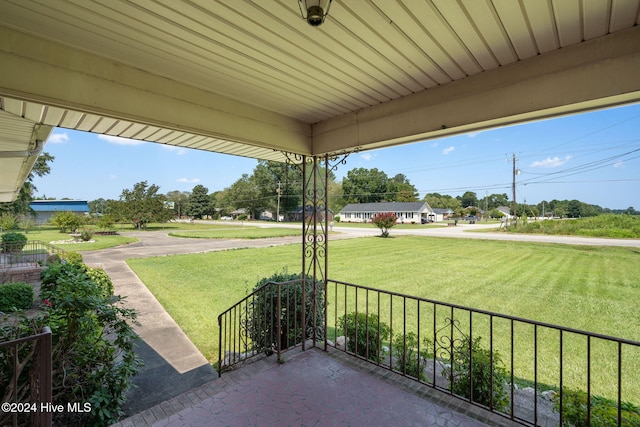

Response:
(217, 278), (322, 376)
(0, 240), (65, 270)
(0, 327), (52, 427)
(326, 279), (640, 427)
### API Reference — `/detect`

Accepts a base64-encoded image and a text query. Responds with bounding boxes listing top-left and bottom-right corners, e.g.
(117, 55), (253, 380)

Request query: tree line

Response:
(1, 155), (635, 227)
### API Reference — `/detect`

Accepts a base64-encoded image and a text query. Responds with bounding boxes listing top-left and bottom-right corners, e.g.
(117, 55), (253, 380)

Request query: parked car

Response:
(421, 217), (434, 224)
(220, 216), (232, 220)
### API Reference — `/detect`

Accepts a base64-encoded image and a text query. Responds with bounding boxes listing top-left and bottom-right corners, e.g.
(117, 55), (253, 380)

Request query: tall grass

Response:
(511, 214), (640, 238)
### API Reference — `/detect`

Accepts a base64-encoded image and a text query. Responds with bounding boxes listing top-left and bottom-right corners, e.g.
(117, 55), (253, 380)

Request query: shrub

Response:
(0, 213), (17, 231)
(61, 251), (83, 265)
(443, 336), (509, 412)
(97, 214), (115, 231)
(36, 260), (141, 426)
(554, 388), (640, 427)
(1, 232), (28, 253)
(17, 215), (36, 233)
(247, 269), (324, 355)
(371, 212), (397, 237)
(392, 331), (432, 381)
(50, 210), (83, 233)
(80, 227), (94, 241)
(0, 282), (33, 312)
(338, 312), (390, 363)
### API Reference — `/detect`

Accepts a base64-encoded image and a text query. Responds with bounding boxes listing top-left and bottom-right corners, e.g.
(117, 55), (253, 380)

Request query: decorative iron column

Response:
(286, 152), (349, 350)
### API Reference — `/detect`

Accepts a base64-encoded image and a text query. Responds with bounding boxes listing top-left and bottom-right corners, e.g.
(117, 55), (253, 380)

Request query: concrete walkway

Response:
(82, 231), (321, 416)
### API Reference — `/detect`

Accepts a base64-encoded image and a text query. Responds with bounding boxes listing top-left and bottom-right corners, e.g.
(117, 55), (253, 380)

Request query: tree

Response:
(166, 190), (190, 219)
(388, 174), (419, 202)
(185, 185), (211, 219)
(371, 212), (397, 237)
(458, 191), (478, 208)
(424, 193), (462, 211)
(224, 174), (261, 219)
(252, 161), (302, 216)
(342, 168), (389, 204)
(118, 181), (172, 229)
(0, 152), (54, 216)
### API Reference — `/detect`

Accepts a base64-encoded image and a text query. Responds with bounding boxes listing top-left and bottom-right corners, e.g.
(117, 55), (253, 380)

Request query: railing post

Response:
(277, 282), (282, 362)
(34, 327), (52, 427)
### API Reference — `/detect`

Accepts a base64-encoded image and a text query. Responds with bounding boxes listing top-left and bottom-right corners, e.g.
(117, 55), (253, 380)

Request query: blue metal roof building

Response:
(29, 200), (90, 224)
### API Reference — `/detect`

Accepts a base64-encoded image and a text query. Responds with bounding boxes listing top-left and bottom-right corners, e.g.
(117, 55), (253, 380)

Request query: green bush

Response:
(338, 312), (390, 363)
(247, 269), (324, 355)
(1, 232), (28, 253)
(0, 282), (33, 312)
(554, 388), (640, 427)
(61, 251), (83, 265)
(392, 331), (432, 381)
(49, 210), (83, 233)
(80, 227), (94, 241)
(0, 213), (17, 231)
(97, 214), (115, 231)
(17, 215), (36, 233)
(36, 260), (141, 426)
(443, 336), (509, 412)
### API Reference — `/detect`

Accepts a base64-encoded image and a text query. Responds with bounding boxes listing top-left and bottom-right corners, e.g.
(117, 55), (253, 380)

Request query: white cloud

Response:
(49, 132), (69, 143)
(430, 142), (438, 148)
(360, 153), (374, 161)
(442, 146), (455, 155)
(109, 175), (117, 180)
(614, 161), (624, 168)
(98, 135), (146, 145)
(177, 177), (200, 183)
(530, 155), (572, 168)
(466, 131), (482, 138)
(162, 145), (187, 155)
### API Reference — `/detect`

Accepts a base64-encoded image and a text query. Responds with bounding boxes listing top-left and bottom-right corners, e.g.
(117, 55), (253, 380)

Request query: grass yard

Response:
(169, 227), (301, 239)
(127, 236), (640, 402)
(22, 227), (137, 251)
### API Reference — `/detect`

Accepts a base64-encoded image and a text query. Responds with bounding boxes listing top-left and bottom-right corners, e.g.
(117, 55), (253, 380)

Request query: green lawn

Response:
(23, 227), (137, 251)
(169, 227), (301, 239)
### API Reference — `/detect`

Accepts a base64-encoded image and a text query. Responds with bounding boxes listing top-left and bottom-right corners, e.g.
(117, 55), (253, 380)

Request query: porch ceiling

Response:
(1, 0), (640, 201)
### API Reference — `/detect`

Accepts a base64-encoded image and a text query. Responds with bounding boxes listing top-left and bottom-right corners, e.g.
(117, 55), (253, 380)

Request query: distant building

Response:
(29, 200), (90, 225)
(339, 202), (434, 224)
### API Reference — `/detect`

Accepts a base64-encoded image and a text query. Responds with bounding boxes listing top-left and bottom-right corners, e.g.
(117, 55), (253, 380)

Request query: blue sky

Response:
(34, 103), (640, 210)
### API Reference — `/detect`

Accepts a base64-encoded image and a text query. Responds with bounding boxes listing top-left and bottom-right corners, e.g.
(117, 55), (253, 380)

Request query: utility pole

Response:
(276, 181), (281, 222)
(484, 191), (488, 221)
(511, 153), (520, 227)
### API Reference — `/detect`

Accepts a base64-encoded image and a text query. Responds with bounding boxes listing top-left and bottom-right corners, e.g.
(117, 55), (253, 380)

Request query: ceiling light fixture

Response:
(298, 0), (333, 27)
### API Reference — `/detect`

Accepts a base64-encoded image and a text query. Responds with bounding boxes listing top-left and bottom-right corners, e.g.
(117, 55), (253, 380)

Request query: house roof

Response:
(30, 200), (89, 212)
(432, 208), (454, 214)
(340, 202), (430, 213)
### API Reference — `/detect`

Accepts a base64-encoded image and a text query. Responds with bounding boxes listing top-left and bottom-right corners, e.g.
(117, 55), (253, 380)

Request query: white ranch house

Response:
(339, 202), (435, 224)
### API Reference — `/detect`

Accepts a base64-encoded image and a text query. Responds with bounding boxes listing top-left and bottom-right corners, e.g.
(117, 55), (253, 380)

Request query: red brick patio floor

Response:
(113, 346), (517, 427)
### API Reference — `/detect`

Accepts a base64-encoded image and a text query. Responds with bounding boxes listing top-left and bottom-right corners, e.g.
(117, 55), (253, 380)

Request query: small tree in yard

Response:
(372, 212), (397, 237)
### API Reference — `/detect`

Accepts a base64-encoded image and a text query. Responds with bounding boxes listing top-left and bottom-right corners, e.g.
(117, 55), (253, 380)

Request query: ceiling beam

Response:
(312, 26), (640, 155)
(0, 26), (312, 156)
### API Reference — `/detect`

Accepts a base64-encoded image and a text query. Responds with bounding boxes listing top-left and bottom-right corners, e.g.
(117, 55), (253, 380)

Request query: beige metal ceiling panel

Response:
(335, 2), (437, 92)
(553, 0), (584, 47)
(522, 0), (559, 54)
(23, 102), (44, 123)
(119, 123), (149, 139)
(583, 0), (612, 40)
(1, 97), (23, 117)
(108, 120), (135, 137)
(491, 0), (538, 60)
(132, 126), (165, 141)
(58, 110), (85, 129)
(610, 0), (640, 31)
(90, 117), (120, 135)
(461, 0), (518, 65)
(40, 106), (65, 126)
(374, 0), (465, 81)
(75, 114), (101, 132)
(433, 0), (499, 71)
